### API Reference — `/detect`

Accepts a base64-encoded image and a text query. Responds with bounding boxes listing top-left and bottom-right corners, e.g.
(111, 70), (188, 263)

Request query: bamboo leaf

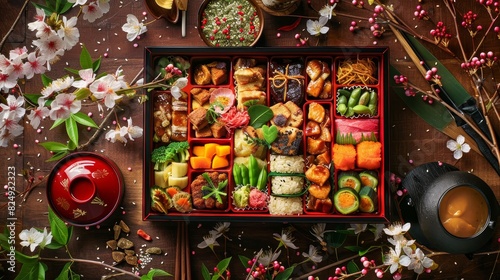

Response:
(38, 141), (69, 152)
(47, 151), (70, 162)
(390, 65), (453, 131)
(405, 34), (471, 106)
(216, 257), (232, 273)
(238, 255), (251, 268)
(201, 264), (211, 280)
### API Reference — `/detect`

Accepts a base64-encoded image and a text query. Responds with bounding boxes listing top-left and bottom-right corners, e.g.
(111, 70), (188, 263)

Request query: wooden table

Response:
(1, 0), (499, 279)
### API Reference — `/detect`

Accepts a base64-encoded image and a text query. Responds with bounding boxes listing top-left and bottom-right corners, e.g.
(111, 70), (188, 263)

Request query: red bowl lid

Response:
(47, 152), (124, 227)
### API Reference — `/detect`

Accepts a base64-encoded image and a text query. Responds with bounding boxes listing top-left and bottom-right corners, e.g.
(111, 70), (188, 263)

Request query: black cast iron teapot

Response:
(400, 162), (499, 254)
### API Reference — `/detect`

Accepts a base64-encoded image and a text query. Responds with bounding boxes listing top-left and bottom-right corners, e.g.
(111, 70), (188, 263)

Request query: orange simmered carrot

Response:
(166, 187), (179, 198)
(190, 157), (212, 169)
(212, 155), (229, 169)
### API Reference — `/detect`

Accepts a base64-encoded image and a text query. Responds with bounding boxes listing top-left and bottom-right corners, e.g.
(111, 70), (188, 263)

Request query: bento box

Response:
(142, 47), (390, 223)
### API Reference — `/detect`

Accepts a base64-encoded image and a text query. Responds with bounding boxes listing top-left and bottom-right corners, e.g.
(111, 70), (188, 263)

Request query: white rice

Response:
(271, 176), (304, 194)
(270, 155), (304, 173)
(268, 196), (303, 215)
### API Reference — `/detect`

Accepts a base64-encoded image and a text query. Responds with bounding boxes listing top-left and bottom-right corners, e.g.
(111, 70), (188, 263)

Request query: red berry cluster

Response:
(245, 259), (285, 279)
(393, 74), (416, 97)
(430, 22), (452, 46)
(414, 5), (429, 20)
(367, 5), (385, 38)
(476, 0), (500, 12)
(164, 64), (183, 76)
(461, 51), (498, 73)
(461, 10), (481, 33)
(351, 0), (364, 8)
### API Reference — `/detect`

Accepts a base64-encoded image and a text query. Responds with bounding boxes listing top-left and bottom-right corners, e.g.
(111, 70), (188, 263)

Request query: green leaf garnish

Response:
(262, 124), (278, 145)
(201, 173), (227, 204)
(248, 104), (273, 128)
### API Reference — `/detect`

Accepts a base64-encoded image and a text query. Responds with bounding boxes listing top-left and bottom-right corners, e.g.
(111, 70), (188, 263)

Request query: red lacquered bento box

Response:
(142, 47), (390, 223)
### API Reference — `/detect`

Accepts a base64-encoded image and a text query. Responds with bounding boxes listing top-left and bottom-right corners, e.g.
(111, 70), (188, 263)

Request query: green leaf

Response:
(72, 112), (98, 128)
(248, 104), (273, 128)
(275, 266), (294, 280)
(216, 257), (231, 273)
(74, 88), (91, 100)
(48, 207), (70, 245)
(59, 1), (73, 14)
(92, 57), (102, 73)
(344, 245), (364, 253)
(24, 94), (43, 107)
(31, 3), (53, 15)
(50, 118), (66, 130)
(44, 240), (64, 250)
(39, 142), (69, 152)
(55, 262), (72, 280)
(238, 255), (251, 268)
(390, 65), (453, 131)
(358, 245), (379, 256)
(346, 260), (359, 274)
(39, 262), (48, 280)
(262, 125), (278, 145)
(15, 252), (39, 265)
(201, 264), (211, 280)
(79, 45), (93, 70)
(15, 261), (44, 280)
(65, 117), (79, 147)
(47, 151), (70, 162)
(64, 68), (80, 76)
(41, 74), (53, 87)
(324, 230), (347, 249)
(140, 269), (171, 280)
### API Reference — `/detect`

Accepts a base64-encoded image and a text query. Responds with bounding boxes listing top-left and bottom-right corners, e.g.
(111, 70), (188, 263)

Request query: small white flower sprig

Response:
(0, 207), (171, 279)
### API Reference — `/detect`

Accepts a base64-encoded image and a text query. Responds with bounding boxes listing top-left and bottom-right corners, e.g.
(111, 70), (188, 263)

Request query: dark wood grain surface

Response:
(1, 0), (499, 279)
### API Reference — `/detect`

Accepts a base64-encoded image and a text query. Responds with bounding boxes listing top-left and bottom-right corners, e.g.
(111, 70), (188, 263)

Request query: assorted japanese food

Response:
(144, 49), (387, 221)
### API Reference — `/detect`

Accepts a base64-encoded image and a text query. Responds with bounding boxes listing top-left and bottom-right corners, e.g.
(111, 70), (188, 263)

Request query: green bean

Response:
(240, 164), (249, 186)
(368, 91), (378, 115)
(338, 89), (351, 98)
(256, 167), (268, 191)
(352, 104), (372, 115)
(347, 88), (362, 108)
(337, 103), (348, 116)
(358, 91), (371, 106)
(248, 154), (260, 187)
(345, 107), (355, 117)
(233, 163), (242, 185)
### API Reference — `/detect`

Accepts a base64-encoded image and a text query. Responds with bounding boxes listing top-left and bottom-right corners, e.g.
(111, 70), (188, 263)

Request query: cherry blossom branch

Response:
(0, 0), (30, 51)
(77, 106), (121, 150)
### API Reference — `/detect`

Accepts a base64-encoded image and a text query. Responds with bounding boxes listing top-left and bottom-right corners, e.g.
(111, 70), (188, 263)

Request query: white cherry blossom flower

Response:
(0, 113), (24, 138)
(32, 33), (65, 67)
(273, 228), (299, 249)
(446, 135), (471, 159)
(258, 249), (281, 267)
(58, 16), (80, 50)
(27, 8), (46, 31)
(39, 228), (53, 249)
(383, 222), (411, 236)
(67, 0), (88, 7)
(319, 4), (336, 19)
(0, 54), (12, 71)
(23, 52), (47, 79)
(97, 0), (111, 14)
(72, 68), (96, 88)
(42, 76), (74, 98)
(310, 223), (326, 242)
(197, 233), (220, 249)
(9, 57), (25, 80)
(371, 223), (386, 241)
(82, 1), (104, 23)
(383, 242), (402, 274)
(0, 71), (17, 91)
(105, 127), (127, 143)
(27, 97), (50, 129)
(302, 245), (323, 263)
(349, 223), (367, 235)
(399, 247), (434, 274)
(209, 222), (231, 239)
(122, 14), (147, 42)
(121, 118), (143, 141)
(307, 16), (329, 36)
(0, 95), (26, 120)
(19, 228), (44, 252)
(89, 75), (123, 108)
(9, 46), (29, 60)
(49, 93), (81, 120)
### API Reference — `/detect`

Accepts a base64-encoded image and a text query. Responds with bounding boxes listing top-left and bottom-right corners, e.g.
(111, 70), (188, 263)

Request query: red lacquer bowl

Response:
(47, 152), (124, 227)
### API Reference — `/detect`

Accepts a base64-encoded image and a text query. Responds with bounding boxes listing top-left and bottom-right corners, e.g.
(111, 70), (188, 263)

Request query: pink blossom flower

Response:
(9, 47), (29, 60)
(0, 95), (25, 120)
(27, 98), (50, 129)
(82, 1), (104, 23)
(32, 33), (65, 68)
(98, 0), (111, 14)
(0, 71), (17, 91)
(49, 93), (81, 120)
(89, 75), (123, 108)
(0, 54), (11, 71)
(58, 16), (80, 50)
(9, 57), (25, 80)
(0, 114), (24, 147)
(23, 52), (47, 79)
(27, 8), (46, 31)
(72, 68), (95, 88)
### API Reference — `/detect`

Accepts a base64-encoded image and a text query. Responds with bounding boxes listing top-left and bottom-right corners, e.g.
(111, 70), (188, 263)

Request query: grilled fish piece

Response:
(271, 126), (303, 156)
